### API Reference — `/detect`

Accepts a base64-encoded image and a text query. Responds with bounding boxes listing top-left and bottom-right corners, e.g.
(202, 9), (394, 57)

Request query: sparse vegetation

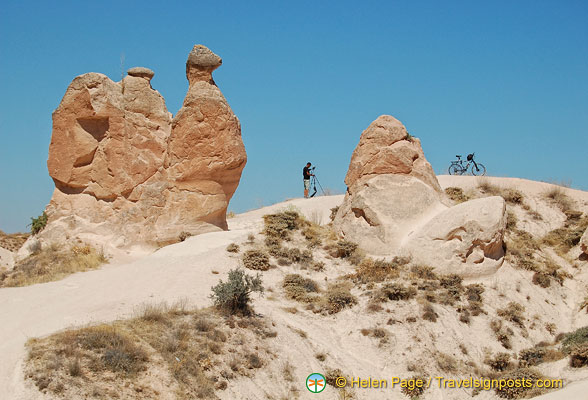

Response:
(542, 215), (588, 255)
(322, 281), (357, 314)
(210, 268), (264, 314)
(561, 326), (588, 354)
(494, 368), (549, 399)
(226, 243), (240, 253)
(400, 375), (427, 398)
(30, 211), (48, 235)
(178, 231), (193, 242)
(329, 206), (339, 222)
(445, 187), (469, 203)
(544, 185), (574, 212)
(25, 303), (276, 399)
(486, 352), (512, 372)
(518, 344), (564, 367)
(477, 179), (525, 205)
(282, 274), (320, 303)
(352, 256), (409, 284)
(497, 302), (526, 328)
(0, 243), (107, 287)
(491, 319), (514, 349)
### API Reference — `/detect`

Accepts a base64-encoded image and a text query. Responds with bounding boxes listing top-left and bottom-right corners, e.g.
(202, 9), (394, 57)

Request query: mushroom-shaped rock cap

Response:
(127, 67), (155, 79)
(186, 45), (222, 70)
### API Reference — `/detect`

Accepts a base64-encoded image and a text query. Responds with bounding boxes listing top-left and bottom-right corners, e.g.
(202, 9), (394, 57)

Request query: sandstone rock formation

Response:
(334, 115), (507, 276)
(402, 197), (507, 277)
(344, 115), (442, 193)
(38, 45), (246, 251)
(334, 175), (446, 254)
(333, 115), (446, 254)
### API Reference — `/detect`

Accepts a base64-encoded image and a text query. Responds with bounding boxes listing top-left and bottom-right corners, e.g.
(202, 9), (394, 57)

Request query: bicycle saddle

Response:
(456, 155), (462, 158)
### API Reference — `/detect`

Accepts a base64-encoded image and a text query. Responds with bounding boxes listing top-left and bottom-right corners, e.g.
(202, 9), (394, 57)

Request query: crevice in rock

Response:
(77, 117), (109, 142)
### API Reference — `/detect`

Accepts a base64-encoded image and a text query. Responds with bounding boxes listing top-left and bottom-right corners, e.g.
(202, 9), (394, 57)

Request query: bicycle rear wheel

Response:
(448, 164), (461, 175)
(471, 163), (486, 176)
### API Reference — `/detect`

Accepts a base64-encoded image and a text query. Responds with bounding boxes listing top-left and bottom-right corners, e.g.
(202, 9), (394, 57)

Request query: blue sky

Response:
(1, 0), (587, 233)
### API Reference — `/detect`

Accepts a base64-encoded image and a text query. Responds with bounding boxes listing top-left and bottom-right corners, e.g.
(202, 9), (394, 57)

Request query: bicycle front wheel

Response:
(471, 163), (486, 176)
(448, 164), (461, 175)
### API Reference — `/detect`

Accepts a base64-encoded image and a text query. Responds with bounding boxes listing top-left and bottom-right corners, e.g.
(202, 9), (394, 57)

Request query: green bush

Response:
(210, 268), (264, 314)
(561, 326), (588, 354)
(30, 212), (48, 235)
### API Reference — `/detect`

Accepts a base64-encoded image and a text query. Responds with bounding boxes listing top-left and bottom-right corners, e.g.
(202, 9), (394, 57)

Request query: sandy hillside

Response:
(2, 176), (588, 399)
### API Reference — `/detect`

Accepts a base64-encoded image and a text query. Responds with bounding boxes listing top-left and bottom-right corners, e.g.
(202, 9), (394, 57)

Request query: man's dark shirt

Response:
(303, 166), (311, 180)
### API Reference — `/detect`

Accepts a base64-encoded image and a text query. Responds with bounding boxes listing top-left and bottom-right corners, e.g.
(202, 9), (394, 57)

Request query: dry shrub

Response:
(497, 302), (526, 328)
(477, 179), (525, 205)
(322, 281), (357, 314)
(353, 257), (409, 284)
(445, 187), (469, 203)
(400, 375), (427, 398)
(422, 302), (438, 322)
(1, 243), (107, 287)
(544, 185), (574, 212)
(327, 240), (358, 259)
(226, 243), (240, 253)
(282, 274), (320, 303)
(569, 343), (588, 368)
(486, 352), (512, 372)
(410, 264), (437, 280)
(179, 231), (192, 242)
(491, 319), (514, 349)
(506, 210), (518, 231)
(494, 368), (548, 399)
(436, 352), (458, 373)
(242, 249), (271, 271)
(329, 206), (339, 222)
(542, 216), (588, 254)
(377, 283), (416, 302)
(519, 345), (564, 367)
(561, 326), (588, 354)
(262, 210), (303, 242)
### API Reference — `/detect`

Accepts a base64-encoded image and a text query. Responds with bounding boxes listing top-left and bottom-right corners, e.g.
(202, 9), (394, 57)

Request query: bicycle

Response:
(448, 153), (486, 176)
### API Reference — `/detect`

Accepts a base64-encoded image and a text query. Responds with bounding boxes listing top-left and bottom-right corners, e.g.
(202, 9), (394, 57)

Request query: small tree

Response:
(210, 268), (264, 314)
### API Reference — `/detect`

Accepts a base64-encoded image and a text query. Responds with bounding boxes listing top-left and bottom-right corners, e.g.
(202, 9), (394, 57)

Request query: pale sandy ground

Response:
(1, 176), (588, 400)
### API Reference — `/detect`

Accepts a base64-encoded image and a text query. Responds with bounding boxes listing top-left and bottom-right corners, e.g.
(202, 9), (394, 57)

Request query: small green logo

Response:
(306, 373), (326, 393)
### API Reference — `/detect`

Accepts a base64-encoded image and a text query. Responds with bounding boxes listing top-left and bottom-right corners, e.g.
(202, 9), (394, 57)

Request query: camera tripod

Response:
(309, 172), (326, 198)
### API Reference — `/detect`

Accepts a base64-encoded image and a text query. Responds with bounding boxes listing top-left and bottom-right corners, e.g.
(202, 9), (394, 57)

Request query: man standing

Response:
(303, 162), (313, 198)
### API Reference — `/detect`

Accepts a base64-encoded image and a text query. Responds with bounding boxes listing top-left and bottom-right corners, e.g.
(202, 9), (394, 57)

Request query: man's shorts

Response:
(304, 179), (310, 190)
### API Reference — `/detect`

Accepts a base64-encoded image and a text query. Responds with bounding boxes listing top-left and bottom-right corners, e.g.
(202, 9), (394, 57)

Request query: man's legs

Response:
(304, 179), (310, 198)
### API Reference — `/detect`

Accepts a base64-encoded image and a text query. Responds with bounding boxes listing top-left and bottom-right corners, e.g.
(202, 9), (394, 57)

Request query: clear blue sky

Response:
(1, 0), (587, 233)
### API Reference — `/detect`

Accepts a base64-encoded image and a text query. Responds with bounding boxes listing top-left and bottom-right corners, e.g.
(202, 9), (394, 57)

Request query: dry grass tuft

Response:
(352, 256), (410, 284)
(226, 243), (240, 253)
(485, 352), (512, 372)
(494, 368), (550, 399)
(544, 185), (574, 212)
(445, 187), (470, 203)
(1, 243), (107, 287)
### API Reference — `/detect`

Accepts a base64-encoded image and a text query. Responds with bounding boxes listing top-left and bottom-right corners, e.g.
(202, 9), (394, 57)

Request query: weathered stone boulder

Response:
(334, 115), (446, 253)
(37, 45), (246, 253)
(581, 228), (588, 255)
(344, 115), (442, 193)
(335, 175), (446, 254)
(401, 197), (507, 277)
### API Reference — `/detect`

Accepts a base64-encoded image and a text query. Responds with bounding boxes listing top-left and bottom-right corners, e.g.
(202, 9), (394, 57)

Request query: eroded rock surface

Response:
(402, 196), (507, 277)
(335, 115), (507, 276)
(39, 45), (246, 252)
